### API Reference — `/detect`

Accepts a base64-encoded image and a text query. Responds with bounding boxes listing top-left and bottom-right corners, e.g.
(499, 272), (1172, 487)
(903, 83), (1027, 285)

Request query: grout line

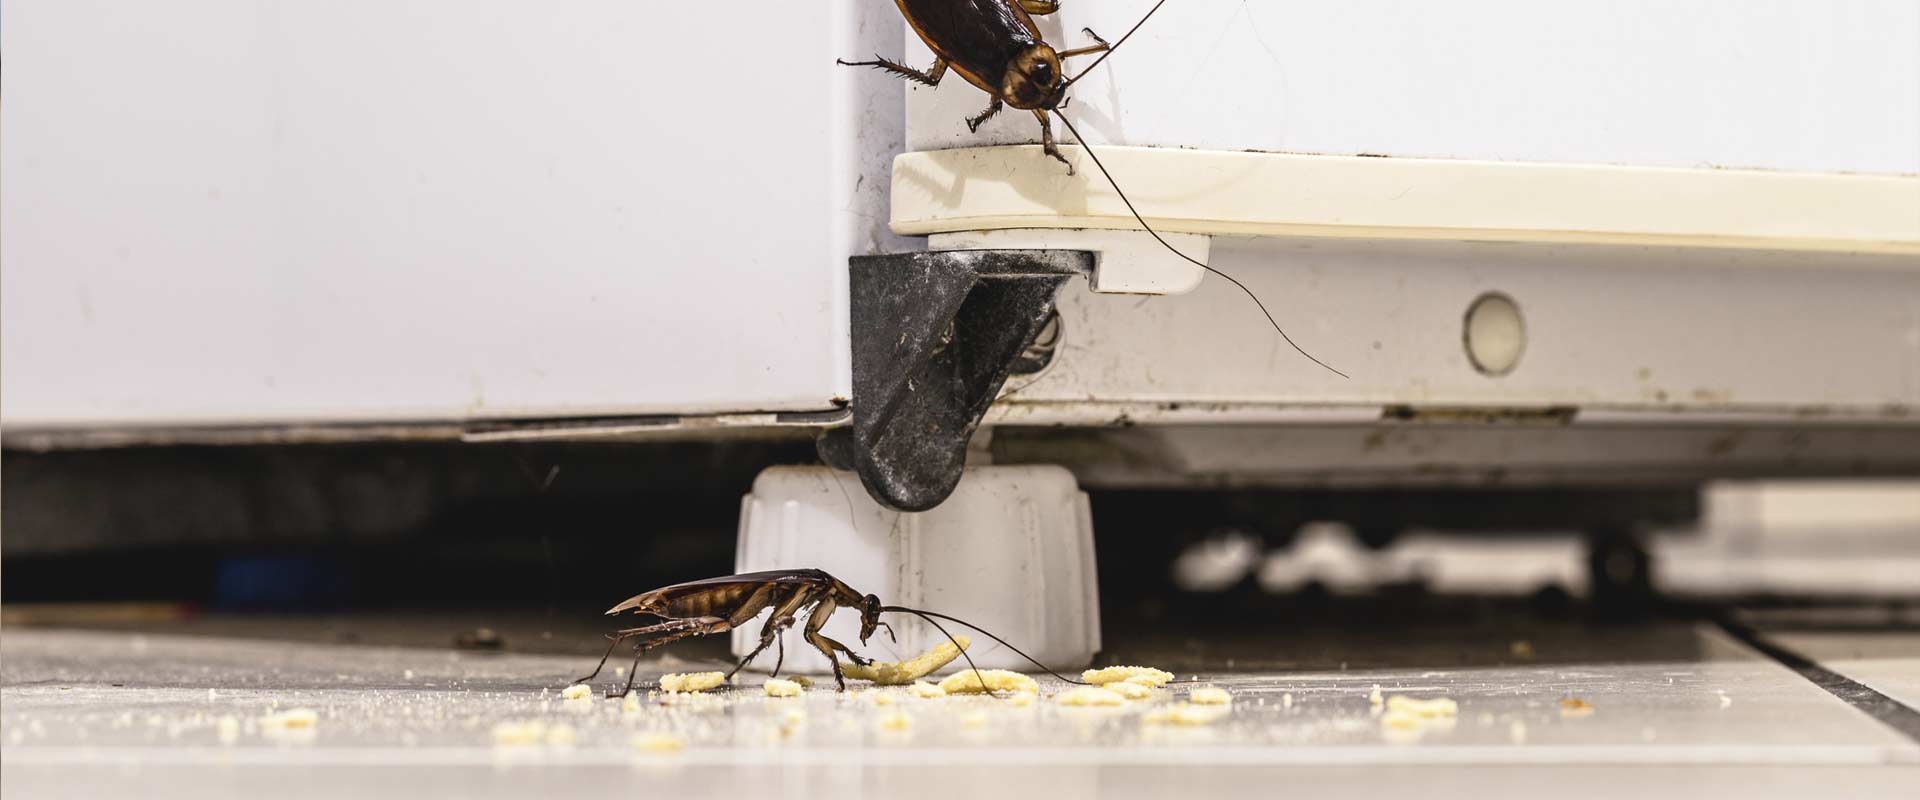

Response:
(1718, 619), (1920, 745)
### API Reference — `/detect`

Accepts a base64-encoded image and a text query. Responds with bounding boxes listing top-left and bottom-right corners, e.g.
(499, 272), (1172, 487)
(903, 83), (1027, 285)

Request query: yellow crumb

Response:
(782, 708), (807, 726)
(877, 711), (912, 731)
(1380, 709), (1423, 730)
(1143, 703), (1227, 726)
(1007, 691), (1035, 706)
(1188, 687), (1232, 705)
(1559, 697), (1595, 719)
(1386, 695), (1457, 717)
(790, 675), (815, 688)
(1055, 686), (1127, 706)
(491, 720), (547, 746)
(260, 709), (319, 729)
(560, 683), (593, 701)
(907, 681), (947, 699)
(843, 636), (973, 685)
(630, 732), (684, 752)
(659, 672), (726, 693)
(763, 678), (803, 698)
(960, 710), (989, 729)
(1107, 681), (1154, 700)
(621, 692), (642, 713)
(1369, 685), (1384, 705)
(939, 669), (1039, 695)
(1083, 666), (1174, 687)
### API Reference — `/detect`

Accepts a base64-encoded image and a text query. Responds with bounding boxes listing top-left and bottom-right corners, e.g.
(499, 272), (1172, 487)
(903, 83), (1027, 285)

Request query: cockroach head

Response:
(857, 593), (893, 644)
(1003, 45), (1064, 110)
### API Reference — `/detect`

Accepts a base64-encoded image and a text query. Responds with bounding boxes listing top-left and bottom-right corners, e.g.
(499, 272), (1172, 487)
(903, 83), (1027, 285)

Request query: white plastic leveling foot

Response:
(731, 465), (1100, 676)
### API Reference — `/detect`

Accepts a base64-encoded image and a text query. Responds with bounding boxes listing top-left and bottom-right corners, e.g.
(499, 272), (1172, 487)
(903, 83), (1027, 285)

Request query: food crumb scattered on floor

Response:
(843, 636), (972, 685)
(907, 681), (946, 699)
(631, 732), (684, 753)
(1188, 687), (1231, 705)
(940, 669), (1039, 695)
(1107, 681), (1153, 700)
(1143, 703), (1227, 726)
(559, 683), (592, 700)
(1386, 695), (1457, 717)
(1083, 665), (1174, 687)
(1559, 697), (1596, 719)
(260, 708), (319, 729)
(659, 672), (726, 693)
(763, 678), (803, 697)
(1055, 686), (1127, 706)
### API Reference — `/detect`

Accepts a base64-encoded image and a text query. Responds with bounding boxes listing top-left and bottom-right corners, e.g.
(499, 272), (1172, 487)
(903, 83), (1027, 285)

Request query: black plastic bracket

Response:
(819, 249), (1093, 512)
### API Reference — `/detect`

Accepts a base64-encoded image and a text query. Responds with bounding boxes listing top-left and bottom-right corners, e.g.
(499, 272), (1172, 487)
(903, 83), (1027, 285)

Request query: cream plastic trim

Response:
(891, 146), (1920, 255)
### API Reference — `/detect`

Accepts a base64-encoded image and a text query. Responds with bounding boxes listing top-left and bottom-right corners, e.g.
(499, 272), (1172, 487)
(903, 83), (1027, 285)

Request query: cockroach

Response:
(840, 0), (1346, 377)
(573, 568), (1084, 696)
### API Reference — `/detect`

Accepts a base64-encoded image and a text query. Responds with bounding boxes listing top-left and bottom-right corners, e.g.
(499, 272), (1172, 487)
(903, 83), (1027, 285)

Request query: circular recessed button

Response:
(1464, 292), (1525, 376)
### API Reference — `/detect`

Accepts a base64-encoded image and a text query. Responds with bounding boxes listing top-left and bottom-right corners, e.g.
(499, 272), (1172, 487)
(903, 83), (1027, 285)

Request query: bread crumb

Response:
(869, 691), (896, 705)
(940, 669), (1039, 695)
(877, 711), (912, 731)
(1143, 703), (1227, 726)
(790, 675), (814, 688)
(1007, 691), (1035, 707)
(622, 692), (642, 713)
(843, 636), (973, 685)
(659, 672), (726, 693)
(1083, 666), (1174, 687)
(782, 708), (807, 726)
(1188, 687), (1231, 705)
(907, 681), (946, 699)
(763, 678), (804, 698)
(1368, 685), (1383, 706)
(1381, 709), (1419, 729)
(1055, 687), (1126, 706)
(260, 709), (319, 729)
(631, 732), (684, 753)
(491, 720), (547, 746)
(1386, 695), (1457, 717)
(560, 683), (593, 700)
(1107, 681), (1153, 700)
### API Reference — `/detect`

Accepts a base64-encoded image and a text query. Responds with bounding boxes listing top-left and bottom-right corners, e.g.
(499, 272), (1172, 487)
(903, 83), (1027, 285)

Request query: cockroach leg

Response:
(1033, 110), (1073, 172)
(966, 98), (1004, 133)
(1056, 29), (1110, 60)
(834, 55), (948, 88)
(1019, 0), (1061, 15)
(597, 616), (733, 698)
(769, 633), (786, 678)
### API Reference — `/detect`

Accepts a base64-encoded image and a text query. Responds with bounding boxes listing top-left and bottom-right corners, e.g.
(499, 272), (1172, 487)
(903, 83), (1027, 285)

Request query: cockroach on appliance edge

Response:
(840, 0), (1348, 377)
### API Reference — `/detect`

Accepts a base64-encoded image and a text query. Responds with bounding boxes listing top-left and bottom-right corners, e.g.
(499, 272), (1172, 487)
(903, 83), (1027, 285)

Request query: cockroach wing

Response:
(603, 569), (837, 615)
(895, 0), (1043, 94)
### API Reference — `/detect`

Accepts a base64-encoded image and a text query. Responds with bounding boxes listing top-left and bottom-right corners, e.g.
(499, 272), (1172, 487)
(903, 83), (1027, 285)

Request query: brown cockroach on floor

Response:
(573, 568), (1086, 696)
(840, 0), (1346, 377)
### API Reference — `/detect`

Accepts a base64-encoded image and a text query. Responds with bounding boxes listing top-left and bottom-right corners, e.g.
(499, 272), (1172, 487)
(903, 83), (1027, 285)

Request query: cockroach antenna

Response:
(881, 605), (1092, 687)
(1050, 0), (1348, 378)
(1054, 111), (1349, 379)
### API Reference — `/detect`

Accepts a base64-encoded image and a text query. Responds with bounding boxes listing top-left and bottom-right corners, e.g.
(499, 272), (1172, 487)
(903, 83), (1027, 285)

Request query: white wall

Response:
(2, 1), (904, 428)
(909, 0), (1920, 175)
